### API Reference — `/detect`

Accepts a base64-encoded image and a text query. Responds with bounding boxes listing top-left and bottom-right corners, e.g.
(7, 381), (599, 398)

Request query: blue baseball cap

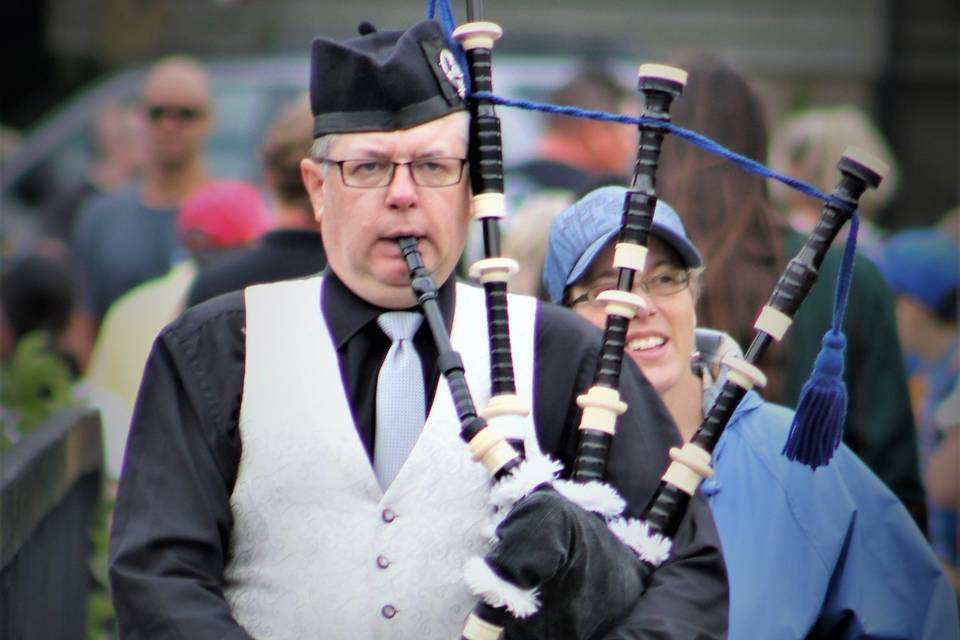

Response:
(878, 228), (959, 319)
(543, 185), (703, 304)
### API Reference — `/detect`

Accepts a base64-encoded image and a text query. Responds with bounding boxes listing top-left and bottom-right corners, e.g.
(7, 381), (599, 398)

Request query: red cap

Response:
(177, 180), (274, 251)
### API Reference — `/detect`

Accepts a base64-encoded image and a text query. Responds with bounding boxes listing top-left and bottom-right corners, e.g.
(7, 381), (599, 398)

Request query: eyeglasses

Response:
(146, 105), (206, 122)
(569, 267), (695, 307)
(321, 157), (467, 188)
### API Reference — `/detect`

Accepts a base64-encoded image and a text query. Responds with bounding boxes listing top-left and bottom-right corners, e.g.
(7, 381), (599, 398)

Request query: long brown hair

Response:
(657, 54), (788, 400)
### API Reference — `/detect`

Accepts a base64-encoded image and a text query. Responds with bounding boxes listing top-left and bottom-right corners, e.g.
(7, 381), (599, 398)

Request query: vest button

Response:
(381, 508), (396, 523)
(381, 604), (397, 619)
(376, 555), (390, 569)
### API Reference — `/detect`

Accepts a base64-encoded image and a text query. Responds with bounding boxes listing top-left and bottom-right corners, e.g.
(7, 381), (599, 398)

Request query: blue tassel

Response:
(783, 212), (860, 469)
(783, 331), (847, 468)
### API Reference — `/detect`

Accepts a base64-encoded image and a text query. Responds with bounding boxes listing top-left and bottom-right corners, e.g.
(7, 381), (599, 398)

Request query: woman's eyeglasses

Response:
(569, 267), (695, 307)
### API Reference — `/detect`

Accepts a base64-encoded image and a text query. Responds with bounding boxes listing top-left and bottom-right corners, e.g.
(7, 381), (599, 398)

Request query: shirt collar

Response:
(321, 267), (457, 348)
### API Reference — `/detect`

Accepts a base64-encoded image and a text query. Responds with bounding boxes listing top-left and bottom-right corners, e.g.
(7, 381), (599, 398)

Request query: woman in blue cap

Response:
(544, 185), (959, 639)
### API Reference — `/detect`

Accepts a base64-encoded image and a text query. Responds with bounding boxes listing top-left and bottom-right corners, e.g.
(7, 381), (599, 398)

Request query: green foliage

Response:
(0, 332), (76, 451)
(0, 332), (114, 635)
(87, 490), (117, 640)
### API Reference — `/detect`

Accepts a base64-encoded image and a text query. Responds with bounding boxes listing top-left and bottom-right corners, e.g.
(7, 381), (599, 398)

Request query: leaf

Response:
(0, 332), (76, 445)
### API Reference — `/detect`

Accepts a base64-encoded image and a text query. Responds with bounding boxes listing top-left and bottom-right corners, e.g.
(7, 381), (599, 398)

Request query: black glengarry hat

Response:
(309, 20), (468, 137)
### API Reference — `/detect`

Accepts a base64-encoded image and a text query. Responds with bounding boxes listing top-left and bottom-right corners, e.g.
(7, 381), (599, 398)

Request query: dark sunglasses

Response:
(146, 105), (205, 122)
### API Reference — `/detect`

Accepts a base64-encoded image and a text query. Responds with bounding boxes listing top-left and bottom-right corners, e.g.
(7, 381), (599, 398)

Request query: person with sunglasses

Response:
(71, 55), (213, 325)
(545, 185), (959, 639)
(108, 22), (727, 639)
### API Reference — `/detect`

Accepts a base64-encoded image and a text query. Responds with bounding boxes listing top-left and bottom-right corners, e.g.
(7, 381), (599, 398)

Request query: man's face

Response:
(604, 98), (641, 175)
(141, 64), (212, 170)
(300, 113), (471, 309)
(581, 98), (638, 175)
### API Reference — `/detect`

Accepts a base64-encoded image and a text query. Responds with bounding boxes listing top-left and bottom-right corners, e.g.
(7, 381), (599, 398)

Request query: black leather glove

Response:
(478, 486), (647, 640)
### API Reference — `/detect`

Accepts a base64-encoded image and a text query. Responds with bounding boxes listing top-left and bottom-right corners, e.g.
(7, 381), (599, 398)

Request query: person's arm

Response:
(534, 304), (728, 638)
(108, 296), (250, 639)
(927, 386), (960, 510)
(596, 499), (729, 639)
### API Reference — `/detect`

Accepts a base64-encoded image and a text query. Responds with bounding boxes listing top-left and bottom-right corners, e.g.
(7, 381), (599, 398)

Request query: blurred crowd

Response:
(1, 47), (957, 613)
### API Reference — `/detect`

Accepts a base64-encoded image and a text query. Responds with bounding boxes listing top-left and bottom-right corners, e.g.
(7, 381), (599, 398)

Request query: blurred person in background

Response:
(768, 105), (900, 264)
(0, 254), (84, 446)
(71, 55), (213, 324)
(0, 125), (36, 257)
(926, 386), (958, 511)
(544, 185), (959, 639)
(85, 179), (272, 479)
(45, 102), (147, 245)
(927, 383), (960, 601)
(509, 65), (638, 202)
(0, 254), (80, 373)
(186, 94), (326, 307)
(877, 226), (960, 595)
(500, 66), (638, 297)
(656, 53), (927, 528)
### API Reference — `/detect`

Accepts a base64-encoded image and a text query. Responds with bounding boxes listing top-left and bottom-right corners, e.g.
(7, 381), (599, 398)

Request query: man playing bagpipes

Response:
(108, 18), (728, 639)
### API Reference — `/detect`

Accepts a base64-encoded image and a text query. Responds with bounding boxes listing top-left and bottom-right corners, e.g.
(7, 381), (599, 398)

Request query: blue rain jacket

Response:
(703, 387), (959, 639)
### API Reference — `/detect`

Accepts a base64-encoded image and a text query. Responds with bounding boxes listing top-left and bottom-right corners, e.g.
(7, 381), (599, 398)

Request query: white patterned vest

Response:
(225, 277), (538, 639)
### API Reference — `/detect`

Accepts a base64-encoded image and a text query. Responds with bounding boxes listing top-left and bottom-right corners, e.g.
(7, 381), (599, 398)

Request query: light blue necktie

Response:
(374, 311), (425, 489)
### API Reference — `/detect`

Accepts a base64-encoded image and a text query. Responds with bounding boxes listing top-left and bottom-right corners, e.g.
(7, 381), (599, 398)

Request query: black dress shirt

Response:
(109, 269), (728, 639)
